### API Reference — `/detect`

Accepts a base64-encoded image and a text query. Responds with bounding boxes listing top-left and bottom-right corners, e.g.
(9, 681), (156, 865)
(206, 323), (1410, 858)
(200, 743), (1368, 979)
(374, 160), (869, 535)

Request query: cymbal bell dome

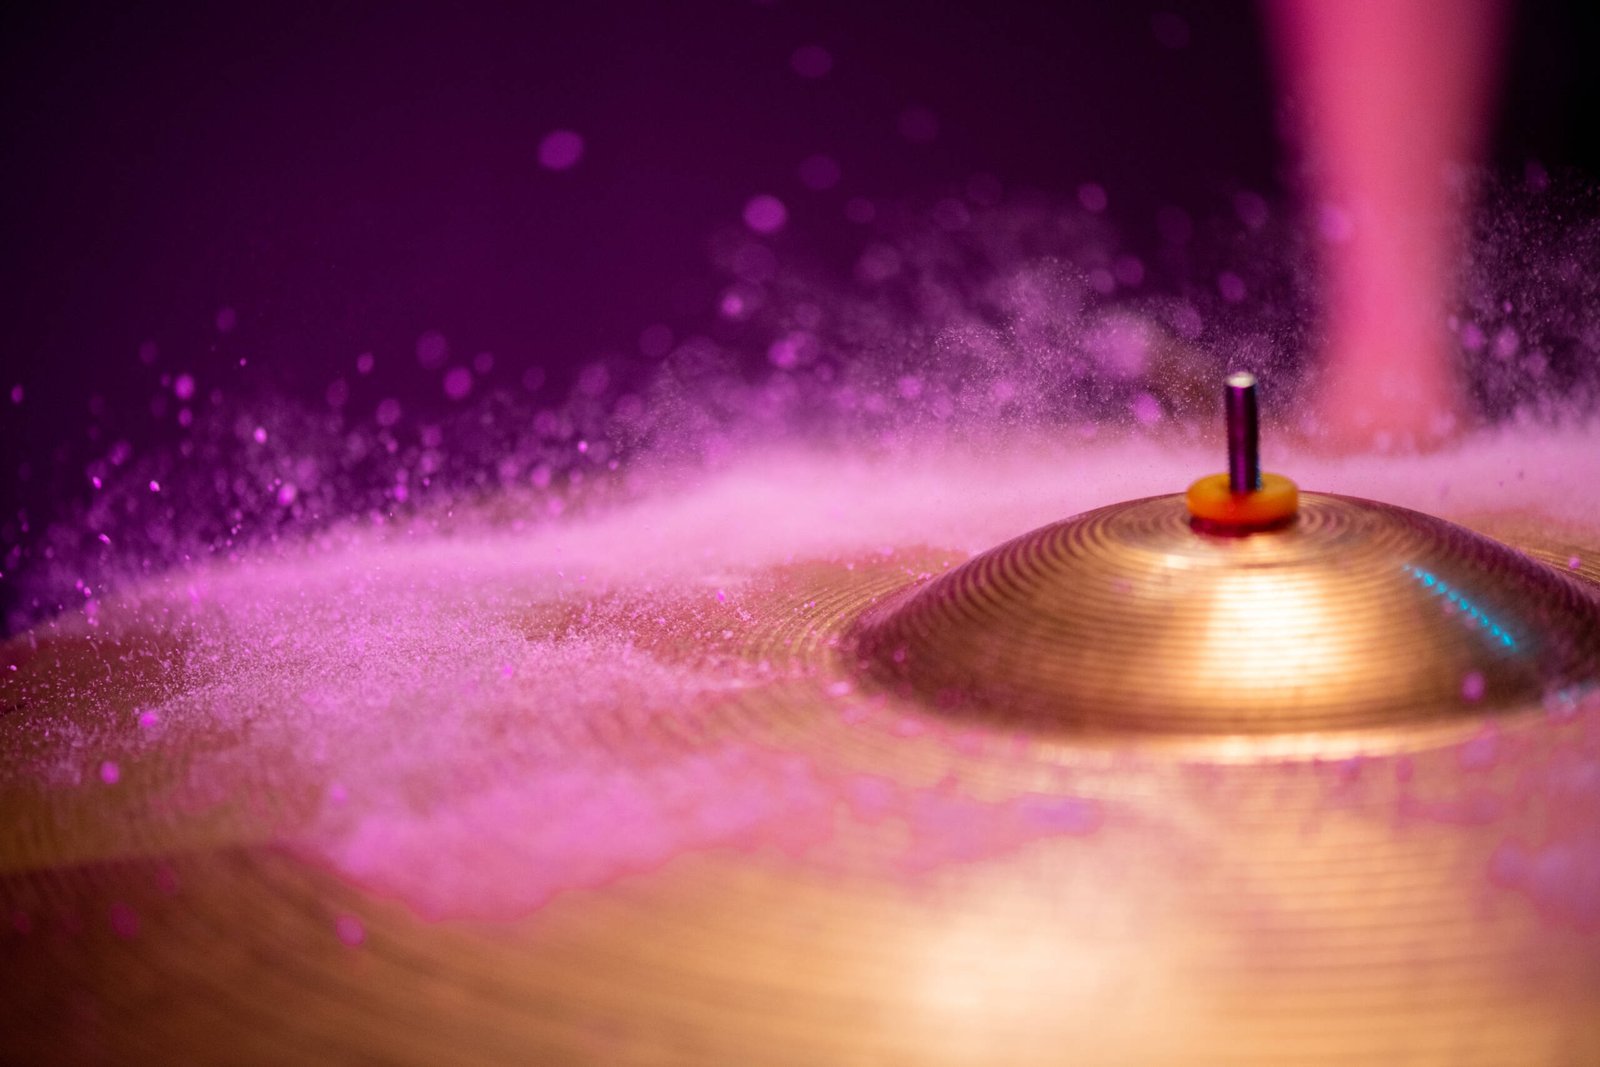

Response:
(851, 492), (1600, 735)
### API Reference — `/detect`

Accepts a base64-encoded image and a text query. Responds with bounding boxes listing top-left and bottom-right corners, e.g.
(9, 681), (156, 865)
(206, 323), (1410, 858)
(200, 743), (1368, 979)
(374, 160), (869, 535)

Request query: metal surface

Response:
(855, 492), (1600, 735)
(1225, 371), (1261, 492)
(3, 509), (1600, 1064)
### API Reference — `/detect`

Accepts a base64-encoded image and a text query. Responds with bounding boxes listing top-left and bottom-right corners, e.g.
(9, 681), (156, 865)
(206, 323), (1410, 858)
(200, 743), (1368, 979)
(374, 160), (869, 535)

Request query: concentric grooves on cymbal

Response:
(851, 492), (1600, 735)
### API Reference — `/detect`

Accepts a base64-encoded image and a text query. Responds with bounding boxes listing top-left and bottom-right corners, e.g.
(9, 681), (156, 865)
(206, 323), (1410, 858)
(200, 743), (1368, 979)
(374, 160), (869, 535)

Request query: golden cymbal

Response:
(854, 491), (1600, 735)
(4, 443), (1600, 1064)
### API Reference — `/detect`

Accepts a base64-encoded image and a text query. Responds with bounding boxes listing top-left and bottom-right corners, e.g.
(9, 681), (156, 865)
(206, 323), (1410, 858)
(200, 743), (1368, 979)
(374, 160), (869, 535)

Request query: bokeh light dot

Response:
(537, 129), (585, 171)
(335, 914), (366, 947)
(443, 367), (474, 401)
(743, 194), (788, 235)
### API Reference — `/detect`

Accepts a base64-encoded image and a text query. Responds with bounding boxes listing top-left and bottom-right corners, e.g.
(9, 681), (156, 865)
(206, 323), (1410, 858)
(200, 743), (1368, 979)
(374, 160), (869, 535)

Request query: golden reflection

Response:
(1200, 571), (1336, 696)
(853, 492), (1600, 735)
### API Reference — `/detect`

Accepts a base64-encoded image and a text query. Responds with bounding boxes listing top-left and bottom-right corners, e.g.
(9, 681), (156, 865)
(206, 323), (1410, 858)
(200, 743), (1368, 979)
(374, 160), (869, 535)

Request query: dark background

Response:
(1, 0), (1596, 572)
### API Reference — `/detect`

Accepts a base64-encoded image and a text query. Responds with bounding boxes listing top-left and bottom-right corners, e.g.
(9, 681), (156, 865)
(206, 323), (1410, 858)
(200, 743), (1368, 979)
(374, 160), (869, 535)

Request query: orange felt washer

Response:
(1185, 471), (1299, 529)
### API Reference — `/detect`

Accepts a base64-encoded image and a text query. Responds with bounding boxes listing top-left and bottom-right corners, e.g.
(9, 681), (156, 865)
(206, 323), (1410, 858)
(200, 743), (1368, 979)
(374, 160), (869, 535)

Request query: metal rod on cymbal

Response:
(1225, 372), (1261, 493)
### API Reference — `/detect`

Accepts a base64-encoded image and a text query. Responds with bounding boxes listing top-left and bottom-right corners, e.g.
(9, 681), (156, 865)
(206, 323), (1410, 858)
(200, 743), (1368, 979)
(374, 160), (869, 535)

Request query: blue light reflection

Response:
(1402, 564), (1517, 650)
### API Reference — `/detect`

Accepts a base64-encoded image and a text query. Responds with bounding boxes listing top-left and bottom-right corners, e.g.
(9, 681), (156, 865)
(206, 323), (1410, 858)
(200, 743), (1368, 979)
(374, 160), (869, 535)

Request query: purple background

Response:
(1, 0), (1596, 617)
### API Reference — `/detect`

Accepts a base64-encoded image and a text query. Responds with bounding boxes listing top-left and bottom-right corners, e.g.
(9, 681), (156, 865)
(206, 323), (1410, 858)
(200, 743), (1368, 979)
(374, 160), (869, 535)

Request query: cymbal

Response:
(3, 457), (1600, 1064)
(855, 491), (1600, 735)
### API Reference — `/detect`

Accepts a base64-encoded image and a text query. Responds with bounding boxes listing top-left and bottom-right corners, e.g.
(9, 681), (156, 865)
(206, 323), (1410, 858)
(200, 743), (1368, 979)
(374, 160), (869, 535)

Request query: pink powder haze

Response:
(5, 2), (1600, 933)
(7, 427), (1600, 923)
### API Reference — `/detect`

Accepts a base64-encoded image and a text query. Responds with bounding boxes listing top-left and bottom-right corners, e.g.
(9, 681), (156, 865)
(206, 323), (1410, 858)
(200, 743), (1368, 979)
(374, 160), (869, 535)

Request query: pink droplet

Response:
(148, 480), (161, 494)
(252, 426), (268, 444)
(335, 914), (366, 947)
(99, 760), (120, 785)
(443, 367), (474, 401)
(215, 306), (237, 333)
(537, 129), (584, 171)
(743, 194), (788, 235)
(1461, 670), (1486, 702)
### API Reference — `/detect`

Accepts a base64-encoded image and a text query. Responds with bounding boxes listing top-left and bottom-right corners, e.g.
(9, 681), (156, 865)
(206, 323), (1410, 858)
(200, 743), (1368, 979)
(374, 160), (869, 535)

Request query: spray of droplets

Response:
(6, 171), (1600, 924)
(6, 172), (1600, 631)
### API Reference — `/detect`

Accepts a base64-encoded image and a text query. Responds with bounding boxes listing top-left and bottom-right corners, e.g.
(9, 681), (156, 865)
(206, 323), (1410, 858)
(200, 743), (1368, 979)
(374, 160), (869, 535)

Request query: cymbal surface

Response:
(855, 491), (1600, 735)
(4, 449), (1600, 1065)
